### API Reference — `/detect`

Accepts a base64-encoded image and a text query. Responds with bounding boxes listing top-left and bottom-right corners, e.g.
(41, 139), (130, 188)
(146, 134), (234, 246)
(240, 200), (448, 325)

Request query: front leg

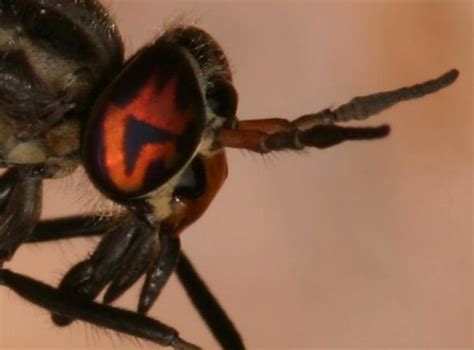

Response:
(0, 167), (42, 262)
(0, 268), (199, 350)
(50, 217), (171, 326)
(25, 215), (245, 349)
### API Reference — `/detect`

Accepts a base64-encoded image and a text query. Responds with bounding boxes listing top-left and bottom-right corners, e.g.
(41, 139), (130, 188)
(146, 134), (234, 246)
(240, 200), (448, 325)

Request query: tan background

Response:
(0, 0), (472, 349)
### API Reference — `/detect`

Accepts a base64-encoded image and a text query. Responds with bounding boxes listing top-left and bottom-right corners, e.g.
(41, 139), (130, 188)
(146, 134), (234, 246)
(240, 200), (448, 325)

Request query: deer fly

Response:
(0, 1), (459, 349)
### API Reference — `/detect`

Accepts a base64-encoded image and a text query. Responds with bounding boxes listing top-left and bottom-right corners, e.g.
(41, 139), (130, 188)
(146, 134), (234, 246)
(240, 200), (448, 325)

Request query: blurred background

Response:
(0, 0), (472, 349)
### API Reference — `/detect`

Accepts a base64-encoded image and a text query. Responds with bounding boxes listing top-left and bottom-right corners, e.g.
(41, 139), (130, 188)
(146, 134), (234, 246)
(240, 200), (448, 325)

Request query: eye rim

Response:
(82, 43), (207, 203)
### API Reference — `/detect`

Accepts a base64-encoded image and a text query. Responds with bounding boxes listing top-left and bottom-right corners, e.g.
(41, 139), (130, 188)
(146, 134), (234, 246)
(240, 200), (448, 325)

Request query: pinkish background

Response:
(1, 0), (472, 349)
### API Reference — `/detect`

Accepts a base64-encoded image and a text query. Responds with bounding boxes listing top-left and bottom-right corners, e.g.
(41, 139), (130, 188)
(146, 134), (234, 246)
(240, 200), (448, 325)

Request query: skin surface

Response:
(0, 1), (472, 349)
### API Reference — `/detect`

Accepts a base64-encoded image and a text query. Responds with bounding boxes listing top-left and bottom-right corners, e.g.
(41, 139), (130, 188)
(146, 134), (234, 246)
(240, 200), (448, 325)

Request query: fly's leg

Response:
(28, 215), (108, 242)
(0, 268), (199, 350)
(25, 215), (245, 349)
(0, 166), (42, 263)
(177, 252), (245, 350)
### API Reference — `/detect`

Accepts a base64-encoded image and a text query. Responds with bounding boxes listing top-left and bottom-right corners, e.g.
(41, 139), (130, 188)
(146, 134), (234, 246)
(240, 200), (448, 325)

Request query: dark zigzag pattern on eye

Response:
(123, 115), (177, 175)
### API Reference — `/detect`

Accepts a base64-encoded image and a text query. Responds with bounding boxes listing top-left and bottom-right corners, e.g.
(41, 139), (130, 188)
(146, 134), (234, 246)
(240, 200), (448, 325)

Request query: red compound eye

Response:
(83, 44), (206, 201)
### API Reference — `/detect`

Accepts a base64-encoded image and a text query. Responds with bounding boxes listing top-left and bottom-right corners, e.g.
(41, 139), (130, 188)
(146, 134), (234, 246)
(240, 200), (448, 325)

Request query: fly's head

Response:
(83, 27), (237, 220)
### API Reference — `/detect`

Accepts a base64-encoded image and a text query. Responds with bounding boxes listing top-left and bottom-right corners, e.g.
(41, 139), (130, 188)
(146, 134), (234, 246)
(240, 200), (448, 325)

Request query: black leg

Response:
(52, 222), (141, 326)
(176, 252), (245, 350)
(28, 215), (109, 242)
(0, 167), (42, 262)
(0, 168), (17, 210)
(138, 233), (181, 314)
(0, 268), (199, 350)
(102, 223), (160, 305)
(25, 215), (245, 349)
(45, 219), (172, 317)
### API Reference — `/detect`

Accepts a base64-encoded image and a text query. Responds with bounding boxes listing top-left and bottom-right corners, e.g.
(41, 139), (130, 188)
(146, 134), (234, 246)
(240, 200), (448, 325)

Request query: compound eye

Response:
(206, 78), (238, 120)
(83, 44), (206, 201)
